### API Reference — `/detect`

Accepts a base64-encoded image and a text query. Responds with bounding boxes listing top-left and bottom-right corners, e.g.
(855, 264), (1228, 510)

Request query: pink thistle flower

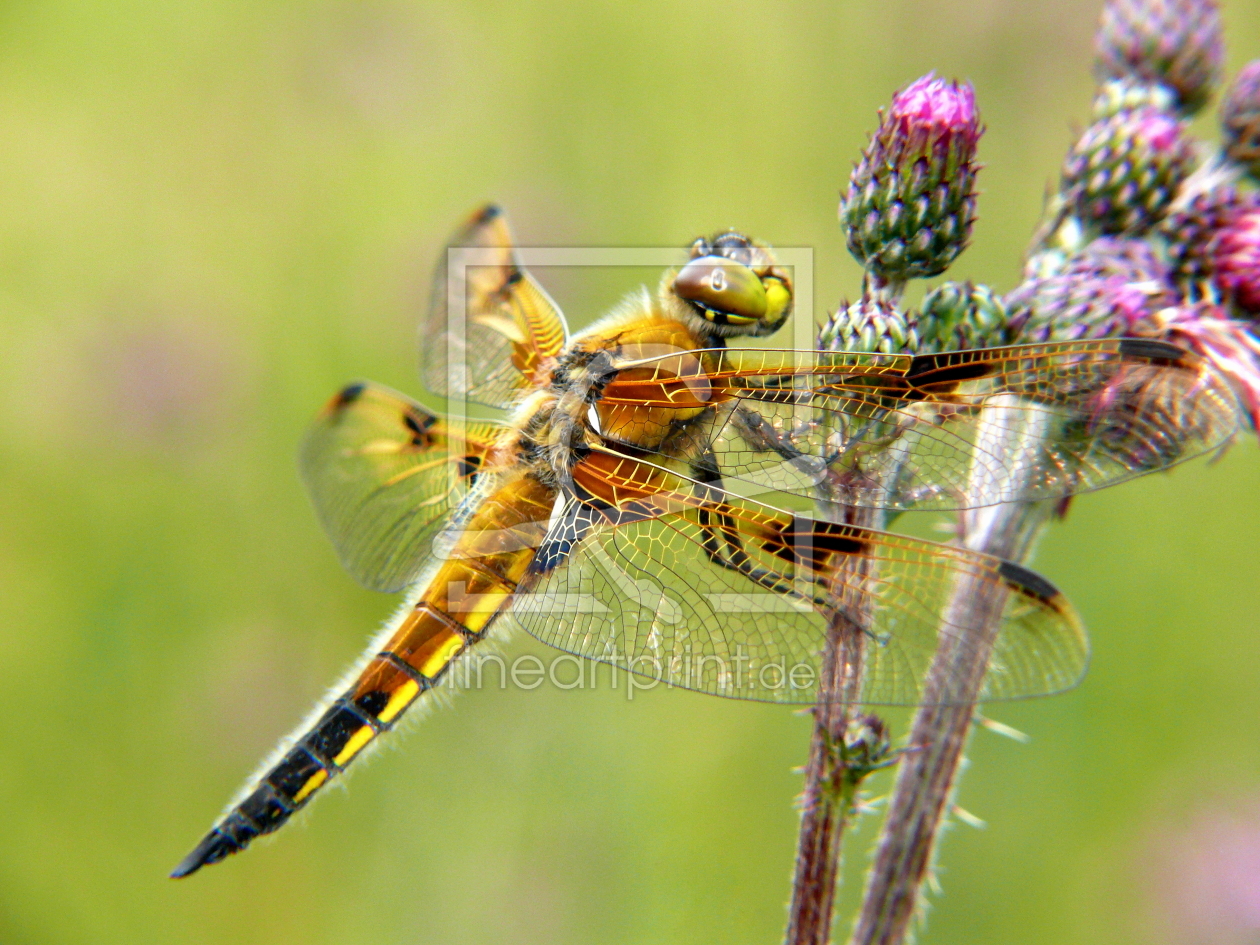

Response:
(1007, 237), (1173, 341)
(1158, 303), (1260, 432)
(1159, 180), (1260, 294)
(886, 74), (979, 144)
(1212, 209), (1260, 315)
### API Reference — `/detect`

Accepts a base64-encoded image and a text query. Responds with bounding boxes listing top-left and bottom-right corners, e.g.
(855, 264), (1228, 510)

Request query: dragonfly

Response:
(172, 204), (1240, 878)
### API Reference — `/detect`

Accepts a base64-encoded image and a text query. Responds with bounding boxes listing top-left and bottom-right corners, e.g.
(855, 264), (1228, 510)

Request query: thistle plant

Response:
(1059, 106), (1196, 235)
(1159, 183), (1259, 295)
(840, 74), (982, 296)
(1006, 237), (1174, 341)
(787, 2), (1260, 944)
(790, 72), (989, 945)
(1094, 0), (1223, 116)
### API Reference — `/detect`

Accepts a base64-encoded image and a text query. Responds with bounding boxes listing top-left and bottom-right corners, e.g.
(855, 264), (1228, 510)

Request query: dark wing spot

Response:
(905, 355), (996, 391)
(997, 560), (1062, 606)
(402, 409), (437, 445)
(472, 203), (502, 225)
(531, 502), (597, 574)
(837, 376), (913, 395)
(764, 517), (867, 569)
(332, 382), (367, 410)
(456, 454), (483, 480)
(1118, 338), (1188, 365)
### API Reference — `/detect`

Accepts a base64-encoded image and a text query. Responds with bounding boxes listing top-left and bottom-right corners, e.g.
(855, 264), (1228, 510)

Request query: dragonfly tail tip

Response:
(170, 829), (239, 879)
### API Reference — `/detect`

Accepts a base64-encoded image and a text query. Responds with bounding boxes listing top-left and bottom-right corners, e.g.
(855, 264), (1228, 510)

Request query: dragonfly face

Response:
(669, 232), (793, 336)
(172, 204), (1242, 879)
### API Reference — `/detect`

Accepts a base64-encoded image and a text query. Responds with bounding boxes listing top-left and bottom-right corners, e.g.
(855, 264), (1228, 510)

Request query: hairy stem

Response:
(785, 499), (882, 945)
(849, 398), (1055, 945)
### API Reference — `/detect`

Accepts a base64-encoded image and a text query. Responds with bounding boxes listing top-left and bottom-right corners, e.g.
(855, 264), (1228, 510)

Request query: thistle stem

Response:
(785, 501), (881, 945)
(783, 624), (864, 945)
(849, 400), (1055, 945)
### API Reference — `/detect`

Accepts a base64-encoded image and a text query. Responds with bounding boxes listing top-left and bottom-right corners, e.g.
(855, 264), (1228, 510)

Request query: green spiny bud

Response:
(841, 73), (983, 285)
(819, 298), (921, 354)
(918, 281), (1011, 352)
(1060, 107), (1196, 235)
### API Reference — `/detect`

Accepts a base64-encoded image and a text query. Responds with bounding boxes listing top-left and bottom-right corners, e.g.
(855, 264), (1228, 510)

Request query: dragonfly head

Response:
(667, 231), (793, 338)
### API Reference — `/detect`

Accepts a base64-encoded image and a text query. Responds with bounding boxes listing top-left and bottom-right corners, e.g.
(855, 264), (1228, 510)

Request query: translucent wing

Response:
(300, 382), (505, 592)
(422, 204), (569, 409)
(597, 338), (1241, 510)
(502, 449), (1087, 705)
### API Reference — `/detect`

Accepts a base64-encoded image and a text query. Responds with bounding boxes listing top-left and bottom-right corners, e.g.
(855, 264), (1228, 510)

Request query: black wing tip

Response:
(334, 381), (368, 406)
(169, 829), (239, 879)
(997, 559), (1062, 605)
(472, 203), (502, 223)
(319, 381), (371, 417)
(1118, 338), (1187, 363)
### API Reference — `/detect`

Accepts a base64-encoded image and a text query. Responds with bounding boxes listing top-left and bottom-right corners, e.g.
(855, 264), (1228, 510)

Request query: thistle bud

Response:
(1007, 238), (1173, 342)
(1060, 107), (1195, 235)
(1159, 184), (1259, 294)
(1094, 0), (1224, 116)
(841, 74), (982, 284)
(917, 281), (1011, 352)
(1221, 61), (1260, 179)
(819, 298), (921, 354)
(1212, 210), (1260, 314)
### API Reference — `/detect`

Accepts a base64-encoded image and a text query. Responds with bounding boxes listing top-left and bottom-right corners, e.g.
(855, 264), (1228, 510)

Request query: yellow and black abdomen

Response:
(171, 472), (555, 878)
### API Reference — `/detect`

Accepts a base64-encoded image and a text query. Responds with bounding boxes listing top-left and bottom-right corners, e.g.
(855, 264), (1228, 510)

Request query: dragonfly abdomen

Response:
(172, 473), (555, 878)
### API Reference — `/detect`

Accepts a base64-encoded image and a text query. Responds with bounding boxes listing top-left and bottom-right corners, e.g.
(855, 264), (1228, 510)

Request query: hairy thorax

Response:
(501, 304), (719, 493)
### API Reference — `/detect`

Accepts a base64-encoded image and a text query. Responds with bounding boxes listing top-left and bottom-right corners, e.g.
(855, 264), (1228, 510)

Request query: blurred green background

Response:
(2, 1), (1260, 943)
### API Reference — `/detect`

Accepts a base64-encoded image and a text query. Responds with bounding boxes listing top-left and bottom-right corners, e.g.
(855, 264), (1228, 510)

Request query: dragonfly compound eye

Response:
(673, 255), (767, 326)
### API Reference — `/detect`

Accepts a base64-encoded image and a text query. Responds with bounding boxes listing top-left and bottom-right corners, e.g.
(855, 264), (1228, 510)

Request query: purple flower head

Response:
(887, 73), (980, 148)
(841, 74), (983, 283)
(1222, 60), (1260, 178)
(1160, 184), (1260, 294)
(1213, 210), (1260, 315)
(1095, 0), (1224, 116)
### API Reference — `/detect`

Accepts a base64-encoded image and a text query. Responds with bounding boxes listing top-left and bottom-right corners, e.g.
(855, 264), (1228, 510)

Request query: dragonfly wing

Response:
(603, 339), (1242, 510)
(300, 381), (504, 592)
(505, 454), (1089, 705)
(422, 204), (569, 409)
